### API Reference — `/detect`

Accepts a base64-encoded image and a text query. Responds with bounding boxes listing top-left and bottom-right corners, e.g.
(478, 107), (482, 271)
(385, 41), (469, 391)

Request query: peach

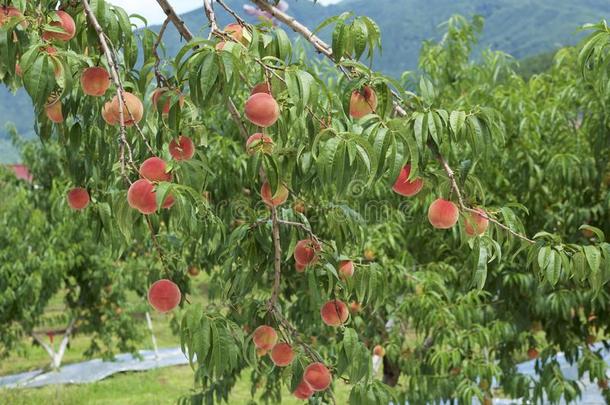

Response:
(224, 23), (248, 44)
(256, 348), (268, 357)
(464, 208), (489, 236)
(364, 249), (375, 261)
(151, 87), (184, 116)
(215, 41), (226, 51)
(349, 301), (361, 313)
(42, 11), (75, 42)
(246, 133), (274, 155)
(0, 6), (24, 28)
(188, 266), (200, 277)
(161, 194), (175, 209)
(303, 362), (332, 391)
(294, 239), (320, 266)
(261, 181), (288, 207)
(527, 347), (538, 360)
(349, 86), (377, 119)
(45, 97), (63, 123)
(373, 345), (385, 357)
(252, 325), (277, 351)
(295, 262), (307, 273)
(250, 82), (271, 95)
(147, 279), (181, 312)
(139, 157), (171, 182)
(15, 63), (22, 77)
(270, 342), (294, 367)
(127, 178), (157, 214)
(392, 164), (423, 197)
(169, 135), (195, 160)
(67, 187), (90, 210)
(320, 299), (349, 327)
(103, 92), (144, 127)
(293, 380), (314, 400)
(244, 93), (280, 127)
(80, 67), (110, 96)
(338, 260), (354, 279)
(428, 198), (459, 229)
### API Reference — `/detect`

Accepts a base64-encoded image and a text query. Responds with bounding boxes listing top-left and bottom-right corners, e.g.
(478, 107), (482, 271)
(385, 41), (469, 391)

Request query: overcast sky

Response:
(109, 0), (343, 26)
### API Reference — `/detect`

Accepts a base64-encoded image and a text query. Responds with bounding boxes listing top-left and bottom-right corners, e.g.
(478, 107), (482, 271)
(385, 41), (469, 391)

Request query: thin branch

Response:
(203, 0), (218, 39)
(277, 219), (322, 245)
(269, 205), (282, 308)
(226, 98), (249, 140)
(152, 17), (170, 86)
(155, 0), (193, 41)
(216, 0), (248, 27)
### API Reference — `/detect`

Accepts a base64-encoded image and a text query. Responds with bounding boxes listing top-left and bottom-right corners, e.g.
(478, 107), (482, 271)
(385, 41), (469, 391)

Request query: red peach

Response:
(0, 6), (25, 28)
(252, 325), (278, 351)
(224, 23), (249, 44)
(428, 198), (459, 229)
(294, 239), (320, 266)
(338, 260), (354, 279)
(147, 279), (181, 312)
(244, 93), (280, 127)
(320, 299), (349, 327)
(349, 301), (361, 313)
(67, 187), (90, 210)
(169, 135), (195, 161)
(127, 179), (157, 214)
(188, 266), (200, 277)
(349, 86), (377, 119)
(103, 92), (144, 127)
(527, 347), (538, 360)
(161, 194), (175, 209)
(293, 380), (314, 400)
(151, 87), (185, 116)
(270, 342), (294, 367)
(464, 208), (489, 236)
(250, 82), (272, 95)
(45, 97), (63, 123)
(80, 67), (110, 96)
(303, 362), (332, 391)
(392, 164), (423, 197)
(42, 11), (75, 42)
(246, 133), (274, 155)
(373, 345), (385, 357)
(295, 262), (307, 273)
(261, 181), (288, 207)
(139, 157), (171, 182)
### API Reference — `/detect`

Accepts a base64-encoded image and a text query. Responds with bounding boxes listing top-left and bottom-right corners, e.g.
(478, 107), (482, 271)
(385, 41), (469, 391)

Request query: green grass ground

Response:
(0, 274), (350, 404)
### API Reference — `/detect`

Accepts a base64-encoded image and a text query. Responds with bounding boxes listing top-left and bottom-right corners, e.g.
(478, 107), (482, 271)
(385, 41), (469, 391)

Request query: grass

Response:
(0, 274), (351, 404)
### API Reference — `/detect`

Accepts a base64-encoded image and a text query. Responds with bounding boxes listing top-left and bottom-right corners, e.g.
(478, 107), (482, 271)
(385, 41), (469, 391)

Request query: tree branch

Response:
(202, 0), (218, 39)
(155, 0), (193, 41)
(269, 205), (282, 308)
(152, 17), (170, 86)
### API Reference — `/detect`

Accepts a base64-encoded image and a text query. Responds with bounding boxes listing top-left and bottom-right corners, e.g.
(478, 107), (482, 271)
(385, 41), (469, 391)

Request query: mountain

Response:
(1, 0), (608, 161)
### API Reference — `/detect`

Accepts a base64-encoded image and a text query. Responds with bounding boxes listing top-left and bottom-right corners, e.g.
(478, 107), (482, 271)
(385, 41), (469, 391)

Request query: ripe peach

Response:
(428, 198), (459, 229)
(127, 179), (157, 214)
(169, 135), (195, 161)
(349, 86), (377, 119)
(215, 41), (226, 51)
(338, 260), (354, 279)
(67, 187), (90, 210)
(42, 11), (75, 42)
(295, 262), (307, 273)
(303, 362), (332, 391)
(293, 380), (314, 400)
(261, 181), (288, 207)
(293, 200), (306, 213)
(244, 93), (280, 127)
(151, 87), (184, 116)
(270, 342), (294, 367)
(373, 345), (385, 357)
(464, 208), (489, 236)
(251, 82), (272, 95)
(103, 92), (144, 127)
(161, 194), (175, 209)
(147, 279), (181, 312)
(392, 164), (423, 197)
(45, 97), (63, 123)
(527, 347), (538, 360)
(80, 67), (110, 96)
(15, 63), (22, 77)
(246, 133), (274, 155)
(320, 299), (349, 327)
(139, 157), (171, 182)
(256, 348), (268, 357)
(224, 23), (248, 44)
(0, 6), (25, 28)
(252, 325), (278, 351)
(349, 301), (361, 313)
(294, 239), (320, 266)
(188, 266), (200, 277)
(364, 249), (375, 261)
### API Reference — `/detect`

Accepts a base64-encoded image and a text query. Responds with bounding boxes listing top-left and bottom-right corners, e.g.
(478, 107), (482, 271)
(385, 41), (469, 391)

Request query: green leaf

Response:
(584, 245), (601, 272)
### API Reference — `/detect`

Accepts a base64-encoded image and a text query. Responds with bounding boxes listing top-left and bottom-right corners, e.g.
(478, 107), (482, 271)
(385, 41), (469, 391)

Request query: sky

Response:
(109, 0), (343, 27)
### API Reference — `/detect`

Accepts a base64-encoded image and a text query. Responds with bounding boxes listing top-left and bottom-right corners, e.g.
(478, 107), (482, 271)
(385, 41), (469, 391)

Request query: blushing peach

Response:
(293, 380), (314, 400)
(45, 97), (63, 123)
(349, 301), (361, 313)
(67, 187), (90, 210)
(295, 262), (307, 273)
(270, 342), (294, 367)
(250, 82), (271, 95)
(464, 208), (489, 236)
(428, 198), (459, 229)
(127, 179), (157, 214)
(349, 86), (377, 119)
(244, 93), (280, 127)
(0, 6), (25, 28)
(256, 348), (268, 357)
(80, 67), (110, 96)
(215, 41), (226, 51)
(527, 347), (538, 360)
(261, 181), (288, 207)
(303, 362), (332, 391)
(294, 239), (320, 266)
(104, 92), (144, 127)
(224, 23), (248, 44)
(392, 164), (423, 197)
(320, 299), (349, 327)
(338, 260), (354, 279)
(252, 325), (277, 351)
(42, 11), (75, 42)
(151, 87), (184, 116)
(161, 194), (175, 209)
(373, 345), (385, 357)
(169, 135), (195, 160)
(139, 157), (171, 182)
(147, 279), (181, 312)
(246, 133), (274, 155)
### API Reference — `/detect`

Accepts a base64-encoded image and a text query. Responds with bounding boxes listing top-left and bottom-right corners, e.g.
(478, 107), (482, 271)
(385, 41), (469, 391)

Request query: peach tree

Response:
(1, 0), (610, 403)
